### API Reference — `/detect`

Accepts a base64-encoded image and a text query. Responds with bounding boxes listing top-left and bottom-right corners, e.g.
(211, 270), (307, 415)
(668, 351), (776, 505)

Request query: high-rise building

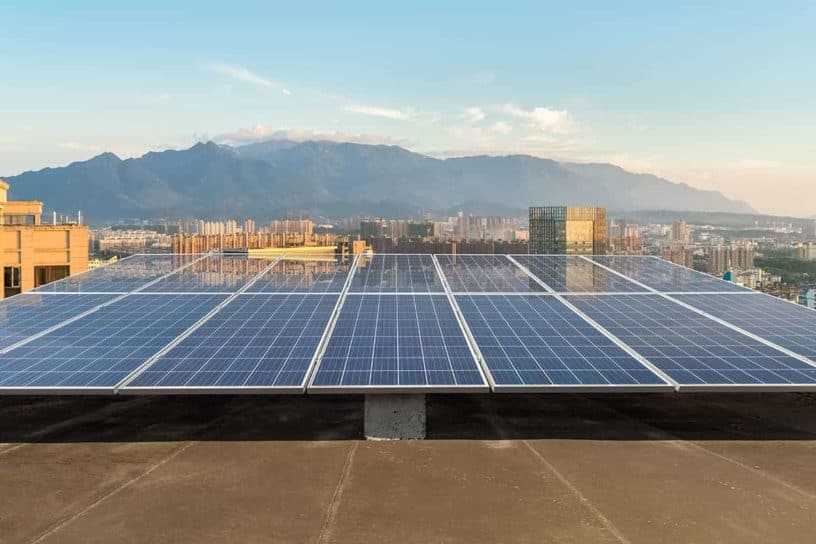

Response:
(670, 219), (692, 244)
(660, 247), (694, 268)
(1, 179), (88, 298)
(529, 206), (607, 255)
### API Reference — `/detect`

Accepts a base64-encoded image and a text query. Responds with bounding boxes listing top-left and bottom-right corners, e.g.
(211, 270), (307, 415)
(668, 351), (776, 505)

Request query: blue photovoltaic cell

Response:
(311, 294), (485, 389)
(589, 256), (747, 293)
(347, 254), (444, 293)
(126, 294), (337, 389)
(436, 255), (545, 293)
(141, 255), (274, 293)
(34, 254), (199, 293)
(245, 257), (351, 294)
(514, 255), (647, 293)
(568, 295), (816, 386)
(0, 293), (115, 350)
(675, 293), (816, 360)
(455, 295), (667, 388)
(0, 294), (225, 390)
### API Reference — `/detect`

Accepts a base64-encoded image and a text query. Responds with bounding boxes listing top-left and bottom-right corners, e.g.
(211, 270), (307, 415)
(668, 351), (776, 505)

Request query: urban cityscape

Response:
(2, 3), (816, 544)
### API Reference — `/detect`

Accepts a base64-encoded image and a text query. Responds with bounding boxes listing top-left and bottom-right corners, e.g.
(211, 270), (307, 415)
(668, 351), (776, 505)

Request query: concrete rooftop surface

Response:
(2, 393), (816, 543)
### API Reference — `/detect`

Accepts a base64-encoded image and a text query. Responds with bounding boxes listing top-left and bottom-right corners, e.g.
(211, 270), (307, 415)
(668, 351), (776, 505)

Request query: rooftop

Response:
(3, 392), (816, 543)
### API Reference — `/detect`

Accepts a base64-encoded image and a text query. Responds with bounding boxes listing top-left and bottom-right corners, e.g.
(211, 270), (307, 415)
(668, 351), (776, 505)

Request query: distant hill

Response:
(4, 140), (756, 222)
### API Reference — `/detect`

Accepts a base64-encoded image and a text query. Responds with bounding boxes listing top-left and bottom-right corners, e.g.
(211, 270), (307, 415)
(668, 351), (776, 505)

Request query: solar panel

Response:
(455, 295), (669, 390)
(310, 294), (486, 391)
(0, 293), (116, 350)
(436, 254), (545, 293)
(141, 255), (274, 293)
(513, 255), (647, 293)
(347, 254), (444, 293)
(567, 295), (816, 389)
(244, 256), (351, 294)
(124, 294), (337, 391)
(0, 294), (225, 391)
(675, 293), (816, 360)
(34, 254), (200, 293)
(589, 256), (747, 293)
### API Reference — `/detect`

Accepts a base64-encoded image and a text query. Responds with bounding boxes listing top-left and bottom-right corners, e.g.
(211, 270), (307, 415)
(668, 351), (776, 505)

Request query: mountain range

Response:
(3, 140), (755, 222)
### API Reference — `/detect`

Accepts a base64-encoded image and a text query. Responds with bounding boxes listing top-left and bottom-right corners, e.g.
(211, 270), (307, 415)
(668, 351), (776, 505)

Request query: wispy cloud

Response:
(735, 159), (778, 169)
(344, 103), (413, 120)
(204, 62), (291, 95)
(462, 106), (486, 123)
(57, 142), (100, 152)
(499, 104), (575, 134)
(490, 121), (512, 135)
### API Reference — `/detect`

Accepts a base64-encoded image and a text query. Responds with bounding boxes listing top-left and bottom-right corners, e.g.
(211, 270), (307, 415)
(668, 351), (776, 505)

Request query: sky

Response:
(1, 1), (814, 216)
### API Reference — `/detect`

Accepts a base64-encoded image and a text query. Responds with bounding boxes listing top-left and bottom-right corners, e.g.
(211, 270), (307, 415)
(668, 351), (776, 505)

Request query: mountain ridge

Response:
(3, 139), (756, 221)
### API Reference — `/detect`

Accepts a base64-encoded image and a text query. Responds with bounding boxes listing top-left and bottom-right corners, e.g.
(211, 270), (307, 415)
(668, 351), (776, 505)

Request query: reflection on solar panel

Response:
(0, 293), (115, 350)
(589, 256), (747, 293)
(455, 295), (669, 390)
(676, 294), (816, 360)
(514, 255), (646, 293)
(125, 295), (337, 391)
(436, 255), (545, 293)
(310, 294), (486, 390)
(347, 254), (443, 293)
(0, 294), (225, 390)
(34, 254), (199, 293)
(568, 295), (816, 388)
(245, 257), (351, 294)
(141, 255), (274, 293)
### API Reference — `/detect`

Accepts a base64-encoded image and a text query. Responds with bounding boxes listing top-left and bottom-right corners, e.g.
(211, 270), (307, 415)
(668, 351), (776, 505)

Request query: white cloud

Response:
(204, 62), (291, 95)
(343, 103), (413, 120)
(500, 104), (575, 134)
(57, 142), (100, 152)
(490, 121), (512, 135)
(213, 124), (409, 147)
(462, 106), (486, 123)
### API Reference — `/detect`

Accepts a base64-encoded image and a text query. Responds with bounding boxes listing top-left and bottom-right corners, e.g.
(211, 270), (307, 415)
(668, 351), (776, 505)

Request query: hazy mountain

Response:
(3, 140), (755, 222)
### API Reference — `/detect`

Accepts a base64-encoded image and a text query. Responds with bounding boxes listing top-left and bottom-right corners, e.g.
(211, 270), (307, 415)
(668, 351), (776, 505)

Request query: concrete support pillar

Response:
(364, 394), (426, 440)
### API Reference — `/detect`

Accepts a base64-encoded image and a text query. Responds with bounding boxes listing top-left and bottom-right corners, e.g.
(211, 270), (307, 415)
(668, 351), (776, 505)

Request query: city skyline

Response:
(2, 2), (815, 217)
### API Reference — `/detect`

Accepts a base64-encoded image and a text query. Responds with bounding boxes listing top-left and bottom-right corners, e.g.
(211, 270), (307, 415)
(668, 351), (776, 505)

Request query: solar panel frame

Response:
(0, 293), (228, 394)
(139, 254), (276, 294)
(512, 255), (649, 294)
(122, 294), (339, 394)
(567, 294), (816, 391)
(589, 255), (749, 293)
(308, 293), (488, 393)
(243, 255), (353, 294)
(454, 294), (673, 392)
(674, 293), (816, 362)
(31, 254), (206, 294)
(436, 254), (547, 294)
(346, 254), (446, 294)
(0, 293), (119, 352)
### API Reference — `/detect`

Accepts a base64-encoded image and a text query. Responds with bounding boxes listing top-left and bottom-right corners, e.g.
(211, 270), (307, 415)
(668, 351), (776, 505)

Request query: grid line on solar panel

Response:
(0, 294), (226, 391)
(589, 256), (748, 293)
(33, 254), (203, 293)
(674, 293), (816, 361)
(513, 255), (647, 293)
(454, 295), (670, 389)
(436, 255), (546, 293)
(309, 294), (486, 390)
(140, 255), (276, 293)
(567, 295), (816, 388)
(346, 254), (444, 293)
(123, 294), (338, 391)
(0, 293), (116, 351)
(244, 257), (352, 294)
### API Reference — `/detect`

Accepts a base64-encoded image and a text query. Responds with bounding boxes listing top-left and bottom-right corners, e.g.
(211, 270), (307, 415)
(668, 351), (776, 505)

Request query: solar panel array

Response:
(1, 253), (814, 394)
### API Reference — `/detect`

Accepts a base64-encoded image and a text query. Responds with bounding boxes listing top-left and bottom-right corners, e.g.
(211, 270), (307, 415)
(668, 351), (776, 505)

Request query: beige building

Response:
(1, 179), (88, 298)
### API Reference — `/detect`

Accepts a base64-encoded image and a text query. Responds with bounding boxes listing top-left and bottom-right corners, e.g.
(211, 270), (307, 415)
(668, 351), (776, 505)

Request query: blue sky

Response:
(1, 1), (814, 216)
